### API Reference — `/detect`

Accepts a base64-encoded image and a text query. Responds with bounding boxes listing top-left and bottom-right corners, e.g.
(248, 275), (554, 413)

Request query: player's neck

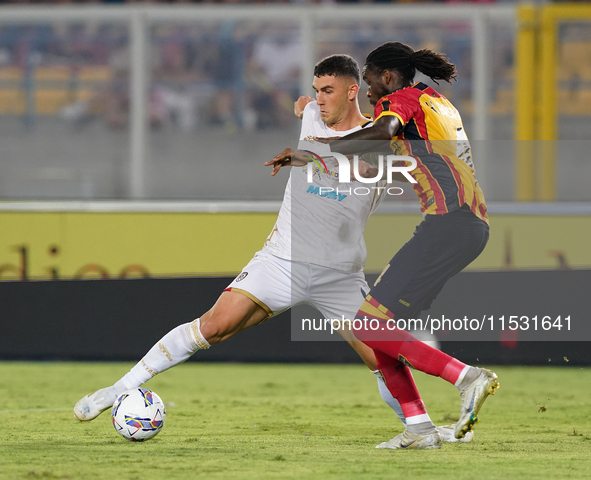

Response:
(326, 102), (366, 131)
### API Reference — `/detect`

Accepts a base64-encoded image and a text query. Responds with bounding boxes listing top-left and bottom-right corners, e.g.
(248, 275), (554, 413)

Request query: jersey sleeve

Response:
(297, 102), (331, 157)
(373, 89), (419, 127)
(299, 101), (318, 141)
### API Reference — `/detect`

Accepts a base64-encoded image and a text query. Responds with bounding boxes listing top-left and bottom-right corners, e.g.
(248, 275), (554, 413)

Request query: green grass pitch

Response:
(1, 362), (591, 480)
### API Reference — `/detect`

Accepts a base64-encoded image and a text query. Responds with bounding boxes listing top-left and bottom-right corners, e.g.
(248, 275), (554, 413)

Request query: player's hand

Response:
(354, 159), (380, 179)
(265, 148), (311, 176)
(294, 96), (314, 119)
(312, 136), (340, 144)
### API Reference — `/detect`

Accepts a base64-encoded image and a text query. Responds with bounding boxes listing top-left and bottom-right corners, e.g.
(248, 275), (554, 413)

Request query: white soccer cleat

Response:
(73, 386), (118, 422)
(455, 368), (500, 439)
(376, 429), (442, 450)
(437, 424), (474, 443)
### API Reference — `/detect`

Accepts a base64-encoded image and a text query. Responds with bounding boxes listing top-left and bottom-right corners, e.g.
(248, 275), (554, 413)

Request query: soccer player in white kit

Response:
(73, 55), (466, 444)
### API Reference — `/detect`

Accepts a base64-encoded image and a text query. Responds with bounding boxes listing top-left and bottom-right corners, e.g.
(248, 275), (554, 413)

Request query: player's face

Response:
(362, 67), (391, 107)
(312, 75), (355, 125)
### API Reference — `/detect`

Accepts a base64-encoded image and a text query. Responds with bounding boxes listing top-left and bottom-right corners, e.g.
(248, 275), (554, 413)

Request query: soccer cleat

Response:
(376, 429), (442, 450)
(437, 424), (474, 443)
(454, 368), (500, 439)
(73, 386), (118, 422)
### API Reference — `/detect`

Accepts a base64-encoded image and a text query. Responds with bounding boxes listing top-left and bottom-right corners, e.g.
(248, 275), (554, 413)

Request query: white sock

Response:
(114, 318), (210, 395)
(372, 370), (407, 426)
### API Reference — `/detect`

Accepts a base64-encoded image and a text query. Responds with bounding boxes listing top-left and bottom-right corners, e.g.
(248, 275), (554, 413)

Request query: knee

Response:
(199, 310), (238, 345)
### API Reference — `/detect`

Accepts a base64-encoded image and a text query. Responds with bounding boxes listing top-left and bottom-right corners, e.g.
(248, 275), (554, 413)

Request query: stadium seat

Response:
(0, 66), (23, 81)
(490, 88), (513, 116)
(0, 89), (25, 114)
(34, 66), (71, 81)
(78, 65), (113, 82)
(35, 90), (72, 115)
(559, 41), (591, 81)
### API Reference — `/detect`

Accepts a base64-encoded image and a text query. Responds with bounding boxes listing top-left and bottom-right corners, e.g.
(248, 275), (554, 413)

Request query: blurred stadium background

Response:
(0, 1), (590, 364)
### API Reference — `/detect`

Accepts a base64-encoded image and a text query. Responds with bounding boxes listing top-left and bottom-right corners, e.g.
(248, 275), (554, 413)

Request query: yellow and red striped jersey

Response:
(374, 82), (488, 223)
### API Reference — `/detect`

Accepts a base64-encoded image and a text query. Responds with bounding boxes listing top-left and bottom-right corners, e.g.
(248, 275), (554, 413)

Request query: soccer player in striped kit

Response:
(270, 42), (499, 449)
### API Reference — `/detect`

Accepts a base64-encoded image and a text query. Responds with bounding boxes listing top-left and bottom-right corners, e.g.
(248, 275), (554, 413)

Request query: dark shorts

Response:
(370, 206), (489, 319)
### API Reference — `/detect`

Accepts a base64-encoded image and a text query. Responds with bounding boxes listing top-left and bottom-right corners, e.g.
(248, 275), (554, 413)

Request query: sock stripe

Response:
(189, 318), (210, 350)
(405, 413), (432, 426)
(454, 365), (471, 388)
(366, 295), (395, 318)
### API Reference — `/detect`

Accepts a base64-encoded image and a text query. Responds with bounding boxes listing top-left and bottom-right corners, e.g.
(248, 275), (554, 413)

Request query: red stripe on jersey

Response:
(442, 154), (464, 206)
(413, 102), (430, 140)
(471, 193), (478, 212)
(417, 159), (447, 214)
(412, 171), (429, 207)
(478, 202), (488, 220)
(403, 139), (413, 155)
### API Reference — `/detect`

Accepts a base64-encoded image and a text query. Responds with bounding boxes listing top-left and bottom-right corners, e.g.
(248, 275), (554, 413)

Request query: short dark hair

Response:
(313, 54), (360, 84)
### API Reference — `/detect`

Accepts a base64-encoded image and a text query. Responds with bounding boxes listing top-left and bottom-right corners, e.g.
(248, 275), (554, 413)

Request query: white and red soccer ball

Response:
(111, 388), (166, 441)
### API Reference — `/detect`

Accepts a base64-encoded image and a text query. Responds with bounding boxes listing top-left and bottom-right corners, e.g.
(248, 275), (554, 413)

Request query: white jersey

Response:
(262, 101), (385, 273)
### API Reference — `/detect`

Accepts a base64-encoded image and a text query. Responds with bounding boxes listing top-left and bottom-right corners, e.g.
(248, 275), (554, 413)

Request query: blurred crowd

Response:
(0, 0), (500, 4)
(0, 2), (518, 132)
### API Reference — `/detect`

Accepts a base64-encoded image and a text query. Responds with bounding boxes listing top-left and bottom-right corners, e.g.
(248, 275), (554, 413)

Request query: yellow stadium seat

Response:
(0, 89), (25, 114)
(490, 89), (513, 116)
(78, 65), (113, 82)
(75, 89), (95, 101)
(558, 88), (575, 115)
(0, 66), (23, 81)
(559, 41), (591, 81)
(34, 66), (71, 81)
(573, 89), (591, 116)
(35, 90), (72, 115)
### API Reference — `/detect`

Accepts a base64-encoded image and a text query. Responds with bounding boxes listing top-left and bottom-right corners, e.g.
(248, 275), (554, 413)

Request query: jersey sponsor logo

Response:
(306, 185), (347, 202)
(423, 98), (461, 121)
(303, 163), (339, 181)
(390, 142), (404, 155)
(235, 272), (248, 282)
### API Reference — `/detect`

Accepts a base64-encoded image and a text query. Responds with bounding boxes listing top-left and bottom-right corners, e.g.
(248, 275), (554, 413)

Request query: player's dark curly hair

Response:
(365, 42), (457, 85)
(314, 54), (361, 84)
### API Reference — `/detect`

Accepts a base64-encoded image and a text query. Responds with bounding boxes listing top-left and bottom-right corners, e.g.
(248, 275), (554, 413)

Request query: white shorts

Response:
(225, 250), (369, 321)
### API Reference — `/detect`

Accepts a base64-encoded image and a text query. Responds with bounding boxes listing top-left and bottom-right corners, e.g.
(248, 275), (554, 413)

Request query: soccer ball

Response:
(111, 388), (166, 442)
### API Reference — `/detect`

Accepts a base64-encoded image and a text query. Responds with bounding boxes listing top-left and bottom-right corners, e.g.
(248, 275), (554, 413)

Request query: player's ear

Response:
(348, 83), (359, 100)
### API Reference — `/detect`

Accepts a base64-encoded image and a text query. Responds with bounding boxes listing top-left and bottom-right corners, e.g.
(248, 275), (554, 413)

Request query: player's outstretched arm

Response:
(264, 148), (316, 176)
(315, 115), (401, 156)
